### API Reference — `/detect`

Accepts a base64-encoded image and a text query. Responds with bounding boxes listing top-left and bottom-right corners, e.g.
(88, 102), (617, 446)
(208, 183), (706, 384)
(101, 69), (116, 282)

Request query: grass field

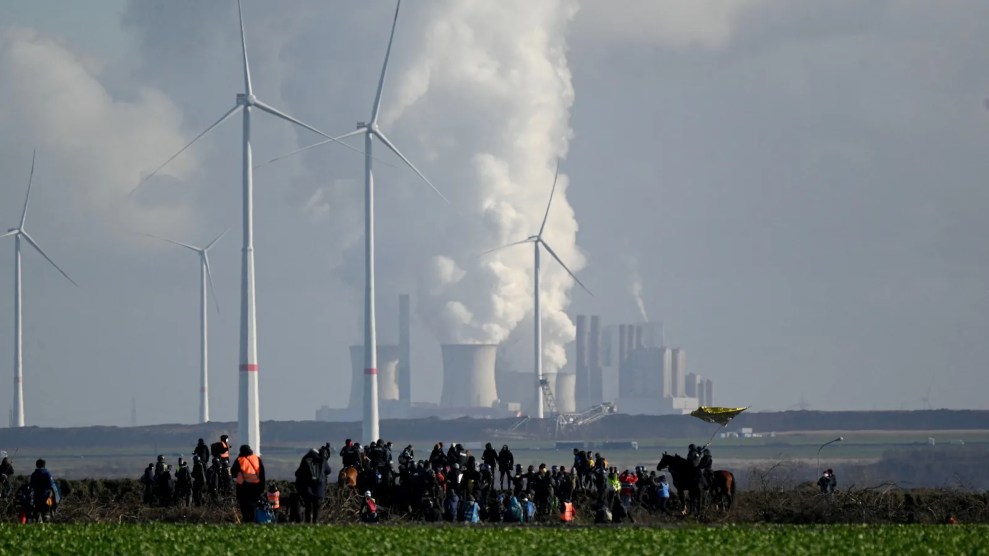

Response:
(0, 523), (985, 555)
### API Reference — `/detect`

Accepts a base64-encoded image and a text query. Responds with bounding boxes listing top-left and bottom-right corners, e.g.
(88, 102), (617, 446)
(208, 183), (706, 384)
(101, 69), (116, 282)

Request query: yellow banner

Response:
(690, 406), (748, 426)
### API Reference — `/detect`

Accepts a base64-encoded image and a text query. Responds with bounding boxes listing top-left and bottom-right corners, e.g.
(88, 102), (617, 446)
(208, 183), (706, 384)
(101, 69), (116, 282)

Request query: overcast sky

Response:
(1, 1), (988, 427)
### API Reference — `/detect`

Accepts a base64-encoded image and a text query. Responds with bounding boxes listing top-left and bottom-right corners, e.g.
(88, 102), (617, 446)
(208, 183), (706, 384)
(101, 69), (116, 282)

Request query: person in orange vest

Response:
(560, 499), (576, 523)
(211, 435), (231, 465)
(230, 444), (266, 523)
(266, 485), (280, 524)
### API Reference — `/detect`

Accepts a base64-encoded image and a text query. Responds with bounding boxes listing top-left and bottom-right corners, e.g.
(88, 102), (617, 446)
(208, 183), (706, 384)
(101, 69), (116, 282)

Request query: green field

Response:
(0, 524), (985, 555)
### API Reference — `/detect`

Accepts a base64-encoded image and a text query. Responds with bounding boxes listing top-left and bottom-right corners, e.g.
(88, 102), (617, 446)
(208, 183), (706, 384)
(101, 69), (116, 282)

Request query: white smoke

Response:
(384, 0), (582, 374)
(631, 273), (650, 323)
(0, 27), (196, 239)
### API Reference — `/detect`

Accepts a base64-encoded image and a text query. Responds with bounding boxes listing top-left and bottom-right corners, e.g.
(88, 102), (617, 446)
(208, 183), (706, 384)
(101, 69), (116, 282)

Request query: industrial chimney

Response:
(398, 294), (411, 405)
(440, 344), (498, 408)
(574, 315), (588, 409)
(589, 315), (602, 404)
(349, 345), (400, 409)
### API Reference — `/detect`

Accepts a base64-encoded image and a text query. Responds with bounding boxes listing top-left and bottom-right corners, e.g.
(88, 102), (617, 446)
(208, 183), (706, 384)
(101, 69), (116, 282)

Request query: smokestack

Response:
(440, 344), (498, 408)
(556, 372), (576, 413)
(671, 348), (686, 398)
(398, 294), (411, 405)
(625, 324), (636, 359)
(618, 325), (628, 367)
(574, 315), (588, 409)
(589, 316), (602, 404)
(350, 345), (400, 409)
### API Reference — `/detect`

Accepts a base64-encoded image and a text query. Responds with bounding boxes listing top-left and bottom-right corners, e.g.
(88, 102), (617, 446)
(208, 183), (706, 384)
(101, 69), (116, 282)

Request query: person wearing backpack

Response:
(231, 444), (266, 524)
(29, 459), (57, 523)
(295, 448), (331, 523)
(174, 459), (193, 507)
(191, 455), (207, 507)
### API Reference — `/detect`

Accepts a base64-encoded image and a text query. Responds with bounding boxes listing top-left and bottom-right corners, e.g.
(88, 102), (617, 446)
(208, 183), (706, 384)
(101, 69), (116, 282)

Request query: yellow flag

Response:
(690, 406), (748, 426)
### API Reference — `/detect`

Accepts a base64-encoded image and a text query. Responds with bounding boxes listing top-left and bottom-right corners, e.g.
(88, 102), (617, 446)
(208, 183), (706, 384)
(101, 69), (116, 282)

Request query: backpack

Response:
(255, 496), (273, 524)
(303, 458), (321, 484)
(16, 484), (34, 510)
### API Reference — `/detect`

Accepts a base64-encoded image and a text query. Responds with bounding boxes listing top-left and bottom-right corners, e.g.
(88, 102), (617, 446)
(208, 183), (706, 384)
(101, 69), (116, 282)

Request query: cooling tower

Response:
(440, 344), (498, 408)
(556, 372), (576, 413)
(398, 294), (411, 404)
(349, 345), (400, 409)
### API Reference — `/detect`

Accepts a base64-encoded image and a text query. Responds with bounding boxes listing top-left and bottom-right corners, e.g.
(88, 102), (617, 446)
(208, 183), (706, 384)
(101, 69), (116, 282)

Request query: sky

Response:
(1, 1), (988, 427)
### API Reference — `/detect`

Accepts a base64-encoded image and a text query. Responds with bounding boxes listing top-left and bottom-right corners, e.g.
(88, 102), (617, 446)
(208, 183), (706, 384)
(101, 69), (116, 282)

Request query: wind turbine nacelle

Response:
(7, 228), (17, 233)
(357, 121), (367, 129)
(237, 93), (256, 106)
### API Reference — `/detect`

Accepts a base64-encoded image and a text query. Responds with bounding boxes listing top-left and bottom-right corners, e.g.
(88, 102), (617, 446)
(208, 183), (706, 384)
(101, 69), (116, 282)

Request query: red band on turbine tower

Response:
(240, 363), (258, 372)
(364, 368), (378, 375)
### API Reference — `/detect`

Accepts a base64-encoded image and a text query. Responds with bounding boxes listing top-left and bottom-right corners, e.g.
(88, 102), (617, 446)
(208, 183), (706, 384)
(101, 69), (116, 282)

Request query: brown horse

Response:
(338, 466), (358, 490)
(707, 469), (735, 511)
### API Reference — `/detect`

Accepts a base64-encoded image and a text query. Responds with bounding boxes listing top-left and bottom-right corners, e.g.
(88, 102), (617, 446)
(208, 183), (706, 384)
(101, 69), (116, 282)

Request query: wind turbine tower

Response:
(265, 0), (446, 443)
(485, 161), (589, 418)
(144, 231), (225, 423)
(2, 150), (77, 427)
(136, 1), (350, 452)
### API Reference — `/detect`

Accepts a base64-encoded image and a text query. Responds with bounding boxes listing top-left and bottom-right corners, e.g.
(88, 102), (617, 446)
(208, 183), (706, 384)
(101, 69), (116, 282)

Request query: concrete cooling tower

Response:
(555, 372), (576, 413)
(440, 344), (498, 408)
(349, 345), (400, 409)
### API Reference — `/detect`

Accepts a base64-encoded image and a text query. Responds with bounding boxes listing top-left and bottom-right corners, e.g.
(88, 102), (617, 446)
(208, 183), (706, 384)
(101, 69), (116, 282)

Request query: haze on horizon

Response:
(0, 1), (987, 428)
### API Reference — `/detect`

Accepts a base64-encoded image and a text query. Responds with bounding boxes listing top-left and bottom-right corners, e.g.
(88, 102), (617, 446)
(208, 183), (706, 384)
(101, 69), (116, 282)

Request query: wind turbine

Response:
(1, 150), (77, 427)
(143, 231), (226, 423)
(265, 0), (446, 443)
(134, 1), (354, 453)
(485, 161), (589, 419)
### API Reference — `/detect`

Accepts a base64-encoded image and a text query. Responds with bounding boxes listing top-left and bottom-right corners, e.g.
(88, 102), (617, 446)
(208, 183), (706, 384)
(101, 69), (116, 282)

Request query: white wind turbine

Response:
(143, 231), (226, 423)
(266, 0), (447, 443)
(134, 0), (355, 452)
(485, 161), (589, 419)
(2, 150), (77, 427)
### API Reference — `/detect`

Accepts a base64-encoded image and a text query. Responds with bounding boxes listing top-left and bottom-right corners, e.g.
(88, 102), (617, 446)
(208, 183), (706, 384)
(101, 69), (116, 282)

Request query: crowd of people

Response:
(0, 436), (755, 525)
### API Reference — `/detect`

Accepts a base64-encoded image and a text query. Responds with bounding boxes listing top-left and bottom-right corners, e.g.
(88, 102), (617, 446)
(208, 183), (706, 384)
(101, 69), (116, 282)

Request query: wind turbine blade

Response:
(540, 239), (592, 296)
(370, 0), (401, 124)
(263, 128), (367, 166)
(130, 104), (240, 196)
(204, 252), (221, 314)
(480, 238), (534, 257)
(374, 129), (450, 205)
(252, 100), (369, 160)
(140, 233), (200, 253)
(21, 232), (77, 287)
(537, 159), (561, 237)
(20, 149), (37, 229)
(0, 230), (17, 239)
(204, 228), (228, 251)
(237, 0), (253, 95)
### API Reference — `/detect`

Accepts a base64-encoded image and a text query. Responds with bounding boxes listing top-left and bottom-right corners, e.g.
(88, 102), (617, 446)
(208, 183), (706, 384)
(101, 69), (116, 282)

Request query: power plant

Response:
(319, 305), (720, 422)
(440, 344), (498, 408)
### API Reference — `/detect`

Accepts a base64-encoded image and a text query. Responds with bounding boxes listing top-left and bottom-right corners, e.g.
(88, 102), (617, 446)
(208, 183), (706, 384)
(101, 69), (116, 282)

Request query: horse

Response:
(338, 466), (359, 491)
(707, 469), (735, 511)
(656, 452), (703, 515)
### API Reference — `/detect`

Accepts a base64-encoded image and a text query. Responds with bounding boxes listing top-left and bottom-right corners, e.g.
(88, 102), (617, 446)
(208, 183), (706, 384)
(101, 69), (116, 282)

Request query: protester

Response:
(230, 445), (265, 523)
